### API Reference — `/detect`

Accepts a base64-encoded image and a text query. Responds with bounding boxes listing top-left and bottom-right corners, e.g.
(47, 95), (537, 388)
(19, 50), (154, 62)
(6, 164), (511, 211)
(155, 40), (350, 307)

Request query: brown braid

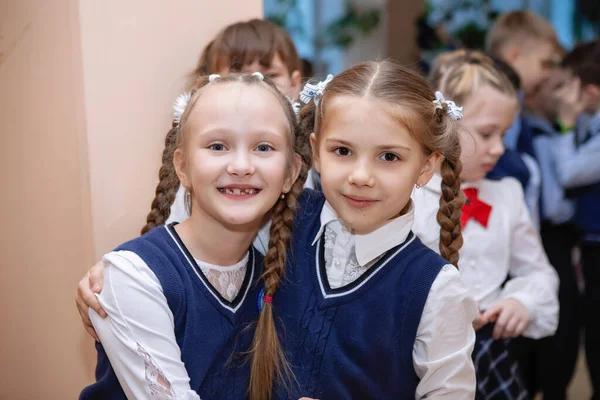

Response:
(436, 158), (465, 267)
(141, 124), (180, 234)
(249, 161), (307, 400)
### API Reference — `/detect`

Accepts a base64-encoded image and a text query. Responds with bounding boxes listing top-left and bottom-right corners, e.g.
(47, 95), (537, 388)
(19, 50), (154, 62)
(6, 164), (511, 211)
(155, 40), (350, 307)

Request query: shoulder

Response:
(481, 177), (524, 201)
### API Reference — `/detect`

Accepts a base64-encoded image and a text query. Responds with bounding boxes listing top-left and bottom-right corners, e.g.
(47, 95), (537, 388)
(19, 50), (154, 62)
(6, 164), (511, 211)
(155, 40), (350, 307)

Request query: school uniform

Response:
(552, 111), (600, 395)
(274, 190), (477, 399)
(412, 175), (559, 400)
(524, 115), (581, 399)
(489, 114), (542, 229)
(80, 224), (263, 399)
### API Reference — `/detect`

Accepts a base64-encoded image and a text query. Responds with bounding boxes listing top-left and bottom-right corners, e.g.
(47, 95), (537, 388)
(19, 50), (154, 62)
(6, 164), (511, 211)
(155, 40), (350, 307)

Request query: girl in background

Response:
(419, 50), (559, 399)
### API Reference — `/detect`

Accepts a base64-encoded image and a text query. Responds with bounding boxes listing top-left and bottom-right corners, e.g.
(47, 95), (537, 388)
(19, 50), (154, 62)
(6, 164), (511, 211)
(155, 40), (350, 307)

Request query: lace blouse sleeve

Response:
(90, 251), (200, 400)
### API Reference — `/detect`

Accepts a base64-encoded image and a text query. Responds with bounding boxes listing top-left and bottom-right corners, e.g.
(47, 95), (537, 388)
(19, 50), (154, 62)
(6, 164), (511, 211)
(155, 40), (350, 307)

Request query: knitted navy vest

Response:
(80, 224), (263, 399)
(274, 190), (447, 399)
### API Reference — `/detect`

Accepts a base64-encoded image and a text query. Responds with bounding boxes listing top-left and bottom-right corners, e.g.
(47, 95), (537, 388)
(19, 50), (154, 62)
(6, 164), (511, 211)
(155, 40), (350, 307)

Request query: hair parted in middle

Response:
(298, 60), (465, 267)
(144, 73), (310, 400)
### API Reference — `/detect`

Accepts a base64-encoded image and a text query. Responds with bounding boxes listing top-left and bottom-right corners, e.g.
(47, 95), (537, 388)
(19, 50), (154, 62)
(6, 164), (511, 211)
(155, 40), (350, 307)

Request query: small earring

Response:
(280, 193), (286, 200)
(186, 188), (192, 196)
(415, 184), (422, 189)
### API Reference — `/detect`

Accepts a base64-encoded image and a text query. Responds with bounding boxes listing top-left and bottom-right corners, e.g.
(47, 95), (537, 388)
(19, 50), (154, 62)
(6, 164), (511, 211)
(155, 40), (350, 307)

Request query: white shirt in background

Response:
(412, 174), (559, 339)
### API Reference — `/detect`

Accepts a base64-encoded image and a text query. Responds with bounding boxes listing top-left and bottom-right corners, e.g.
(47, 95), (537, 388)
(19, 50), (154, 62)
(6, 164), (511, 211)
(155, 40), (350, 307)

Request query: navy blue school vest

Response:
(274, 190), (447, 399)
(80, 224), (263, 399)
(571, 123), (600, 237)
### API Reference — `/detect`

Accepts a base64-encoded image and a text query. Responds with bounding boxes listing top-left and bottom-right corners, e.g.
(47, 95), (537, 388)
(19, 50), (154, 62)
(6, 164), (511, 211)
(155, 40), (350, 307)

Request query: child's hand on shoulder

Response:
(482, 298), (530, 340)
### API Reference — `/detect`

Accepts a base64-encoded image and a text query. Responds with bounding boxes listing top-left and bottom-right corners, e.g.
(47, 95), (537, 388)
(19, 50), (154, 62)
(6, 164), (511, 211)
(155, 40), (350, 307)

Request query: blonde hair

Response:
(300, 61), (465, 266)
(429, 50), (518, 106)
(485, 10), (558, 58)
(144, 75), (310, 400)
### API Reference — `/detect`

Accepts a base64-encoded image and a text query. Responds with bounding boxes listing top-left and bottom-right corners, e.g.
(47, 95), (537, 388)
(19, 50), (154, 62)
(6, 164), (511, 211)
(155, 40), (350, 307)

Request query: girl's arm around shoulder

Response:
(500, 178), (559, 339)
(91, 250), (200, 400)
(413, 265), (477, 400)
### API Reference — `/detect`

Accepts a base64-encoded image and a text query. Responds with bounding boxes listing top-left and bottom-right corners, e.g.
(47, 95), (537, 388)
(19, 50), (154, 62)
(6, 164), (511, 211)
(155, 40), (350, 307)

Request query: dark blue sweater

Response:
(274, 190), (447, 399)
(80, 224), (263, 399)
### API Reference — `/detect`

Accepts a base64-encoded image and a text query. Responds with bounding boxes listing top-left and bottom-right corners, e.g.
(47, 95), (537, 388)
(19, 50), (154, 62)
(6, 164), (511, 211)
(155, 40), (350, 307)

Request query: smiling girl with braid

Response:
(79, 72), (304, 399)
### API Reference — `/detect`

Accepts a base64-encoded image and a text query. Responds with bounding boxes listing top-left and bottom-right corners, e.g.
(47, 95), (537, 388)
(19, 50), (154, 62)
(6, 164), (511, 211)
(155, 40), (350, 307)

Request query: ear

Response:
(309, 133), (321, 174)
(173, 148), (191, 189)
(417, 152), (443, 186)
(504, 45), (520, 64)
(283, 153), (303, 194)
(290, 70), (302, 100)
(583, 84), (600, 105)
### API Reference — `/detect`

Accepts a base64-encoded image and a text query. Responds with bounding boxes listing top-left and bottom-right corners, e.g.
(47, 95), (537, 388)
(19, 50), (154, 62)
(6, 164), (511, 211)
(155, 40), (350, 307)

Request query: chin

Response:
(218, 212), (263, 229)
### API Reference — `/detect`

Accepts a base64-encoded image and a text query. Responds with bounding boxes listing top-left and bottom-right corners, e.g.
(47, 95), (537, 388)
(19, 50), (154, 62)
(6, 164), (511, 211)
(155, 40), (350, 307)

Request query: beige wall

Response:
(0, 1), (261, 398)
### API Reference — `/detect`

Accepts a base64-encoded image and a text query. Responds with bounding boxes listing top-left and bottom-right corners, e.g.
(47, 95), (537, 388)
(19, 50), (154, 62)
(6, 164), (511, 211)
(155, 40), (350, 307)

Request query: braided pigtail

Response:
(244, 77), (310, 400)
(436, 157), (465, 267)
(141, 125), (180, 234)
(248, 161), (306, 400)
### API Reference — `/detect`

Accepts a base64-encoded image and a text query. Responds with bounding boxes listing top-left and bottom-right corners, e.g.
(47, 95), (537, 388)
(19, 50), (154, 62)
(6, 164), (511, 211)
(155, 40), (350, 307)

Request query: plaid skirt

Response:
(473, 324), (528, 400)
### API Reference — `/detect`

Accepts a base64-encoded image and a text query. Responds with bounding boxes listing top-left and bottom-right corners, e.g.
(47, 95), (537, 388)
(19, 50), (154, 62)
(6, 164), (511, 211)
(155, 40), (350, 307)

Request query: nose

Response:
(226, 150), (256, 177)
(490, 135), (505, 158)
(348, 158), (375, 187)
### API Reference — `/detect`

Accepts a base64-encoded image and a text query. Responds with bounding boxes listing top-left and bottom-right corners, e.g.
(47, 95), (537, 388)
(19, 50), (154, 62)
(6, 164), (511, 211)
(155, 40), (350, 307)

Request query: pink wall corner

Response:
(0, 0), (261, 398)
(0, 0), (96, 398)
(78, 0), (263, 260)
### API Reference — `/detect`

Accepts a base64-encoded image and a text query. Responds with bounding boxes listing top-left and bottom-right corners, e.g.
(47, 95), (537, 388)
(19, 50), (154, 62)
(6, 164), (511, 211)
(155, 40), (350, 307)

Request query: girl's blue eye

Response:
(380, 152), (400, 162)
(255, 143), (274, 152)
(334, 147), (352, 156)
(209, 143), (227, 151)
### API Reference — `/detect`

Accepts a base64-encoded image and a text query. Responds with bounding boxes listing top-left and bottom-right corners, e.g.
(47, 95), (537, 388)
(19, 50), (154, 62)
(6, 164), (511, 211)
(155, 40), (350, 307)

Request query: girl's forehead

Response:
(186, 83), (291, 133)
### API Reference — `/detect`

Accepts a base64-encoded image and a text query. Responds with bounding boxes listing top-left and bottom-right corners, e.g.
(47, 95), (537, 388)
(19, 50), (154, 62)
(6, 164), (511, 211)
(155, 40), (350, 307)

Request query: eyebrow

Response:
(325, 138), (412, 152)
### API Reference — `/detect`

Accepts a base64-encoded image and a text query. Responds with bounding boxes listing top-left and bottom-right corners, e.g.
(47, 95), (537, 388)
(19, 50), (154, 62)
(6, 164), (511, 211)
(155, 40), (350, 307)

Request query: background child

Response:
(424, 50), (559, 399)
(551, 40), (600, 399)
(80, 73), (304, 399)
(484, 10), (562, 225)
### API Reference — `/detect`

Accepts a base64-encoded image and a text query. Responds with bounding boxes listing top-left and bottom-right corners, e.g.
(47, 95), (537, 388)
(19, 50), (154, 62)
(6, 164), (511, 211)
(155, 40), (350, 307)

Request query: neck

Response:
(176, 207), (260, 266)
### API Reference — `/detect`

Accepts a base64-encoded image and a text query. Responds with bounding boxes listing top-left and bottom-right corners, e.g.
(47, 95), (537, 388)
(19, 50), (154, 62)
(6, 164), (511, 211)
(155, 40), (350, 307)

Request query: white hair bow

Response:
(433, 91), (464, 121)
(173, 92), (192, 124)
(300, 74), (334, 105)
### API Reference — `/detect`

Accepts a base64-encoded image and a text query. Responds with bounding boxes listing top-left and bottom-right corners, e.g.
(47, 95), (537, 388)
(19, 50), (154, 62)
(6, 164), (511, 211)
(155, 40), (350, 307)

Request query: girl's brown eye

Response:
(334, 147), (351, 156)
(380, 152), (399, 162)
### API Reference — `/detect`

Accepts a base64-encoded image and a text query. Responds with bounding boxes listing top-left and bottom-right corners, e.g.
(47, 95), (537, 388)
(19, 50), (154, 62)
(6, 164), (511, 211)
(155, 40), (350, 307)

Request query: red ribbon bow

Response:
(460, 188), (492, 228)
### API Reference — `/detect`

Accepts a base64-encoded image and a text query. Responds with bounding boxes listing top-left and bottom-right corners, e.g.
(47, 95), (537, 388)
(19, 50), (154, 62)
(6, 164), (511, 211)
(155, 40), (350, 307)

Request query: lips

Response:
(482, 162), (496, 172)
(343, 194), (379, 209)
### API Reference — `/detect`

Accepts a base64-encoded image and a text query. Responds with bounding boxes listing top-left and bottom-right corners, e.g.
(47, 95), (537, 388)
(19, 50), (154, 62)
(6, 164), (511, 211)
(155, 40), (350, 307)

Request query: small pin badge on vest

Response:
(257, 286), (265, 312)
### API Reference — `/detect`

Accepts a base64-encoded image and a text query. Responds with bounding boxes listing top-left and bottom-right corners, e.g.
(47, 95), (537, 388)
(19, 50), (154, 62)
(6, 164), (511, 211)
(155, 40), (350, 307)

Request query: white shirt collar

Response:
(424, 173), (481, 194)
(311, 200), (415, 266)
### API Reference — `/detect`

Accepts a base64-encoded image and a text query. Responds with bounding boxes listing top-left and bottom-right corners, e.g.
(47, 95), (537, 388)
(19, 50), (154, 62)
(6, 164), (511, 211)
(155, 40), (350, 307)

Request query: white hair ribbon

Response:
(173, 92), (192, 124)
(433, 91), (463, 121)
(299, 74), (334, 105)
